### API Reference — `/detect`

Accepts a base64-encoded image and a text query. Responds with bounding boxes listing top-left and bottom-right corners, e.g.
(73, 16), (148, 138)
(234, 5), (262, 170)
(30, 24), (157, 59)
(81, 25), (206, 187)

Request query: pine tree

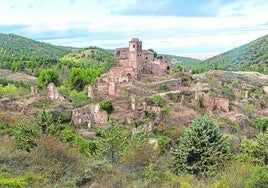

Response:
(172, 116), (230, 176)
(94, 117), (129, 163)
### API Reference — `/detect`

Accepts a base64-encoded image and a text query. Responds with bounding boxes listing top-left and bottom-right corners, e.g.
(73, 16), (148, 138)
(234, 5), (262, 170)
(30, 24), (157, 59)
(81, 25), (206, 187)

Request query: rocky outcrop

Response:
(72, 104), (108, 127)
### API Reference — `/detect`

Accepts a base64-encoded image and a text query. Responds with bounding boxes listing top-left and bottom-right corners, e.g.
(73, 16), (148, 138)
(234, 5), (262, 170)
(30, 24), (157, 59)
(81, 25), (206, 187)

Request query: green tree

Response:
(37, 68), (59, 88)
(68, 68), (101, 91)
(36, 109), (54, 134)
(94, 117), (129, 163)
(238, 131), (268, 165)
(172, 116), (230, 176)
(13, 121), (39, 152)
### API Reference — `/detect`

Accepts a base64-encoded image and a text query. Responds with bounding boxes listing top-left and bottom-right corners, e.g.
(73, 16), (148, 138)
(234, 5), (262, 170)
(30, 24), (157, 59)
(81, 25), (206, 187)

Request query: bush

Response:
(152, 95), (164, 107)
(0, 175), (27, 187)
(158, 84), (170, 92)
(255, 118), (268, 132)
(99, 100), (114, 115)
(238, 131), (268, 165)
(246, 166), (268, 188)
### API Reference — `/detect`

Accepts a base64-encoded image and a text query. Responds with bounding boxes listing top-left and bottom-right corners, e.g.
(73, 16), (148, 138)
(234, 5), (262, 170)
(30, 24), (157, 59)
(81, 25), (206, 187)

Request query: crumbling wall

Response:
(72, 104), (108, 127)
(30, 85), (38, 96)
(47, 83), (65, 101)
(0, 99), (25, 113)
(200, 93), (229, 112)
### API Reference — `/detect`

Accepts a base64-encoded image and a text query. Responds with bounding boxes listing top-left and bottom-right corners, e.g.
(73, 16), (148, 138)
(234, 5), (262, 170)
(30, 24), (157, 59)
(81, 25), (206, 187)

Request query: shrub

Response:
(246, 166), (268, 188)
(255, 118), (268, 132)
(99, 100), (114, 115)
(152, 95), (164, 107)
(158, 84), (170, 92)
(0, 175), (27, 187)
(238, 131), (268, 165)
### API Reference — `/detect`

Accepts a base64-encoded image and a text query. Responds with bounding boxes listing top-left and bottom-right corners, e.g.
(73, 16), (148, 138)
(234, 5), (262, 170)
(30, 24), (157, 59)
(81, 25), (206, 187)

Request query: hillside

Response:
(61, 46), (115, 69)
(0, 33), (267, 187)
(0, 33), (75, 57)
(192, 34), (268, 73)
(160, 54), (201, 70)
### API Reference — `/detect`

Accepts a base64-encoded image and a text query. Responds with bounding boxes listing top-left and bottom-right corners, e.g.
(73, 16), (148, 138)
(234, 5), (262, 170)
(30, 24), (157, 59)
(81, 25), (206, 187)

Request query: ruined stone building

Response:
(98, 38), (171, 96)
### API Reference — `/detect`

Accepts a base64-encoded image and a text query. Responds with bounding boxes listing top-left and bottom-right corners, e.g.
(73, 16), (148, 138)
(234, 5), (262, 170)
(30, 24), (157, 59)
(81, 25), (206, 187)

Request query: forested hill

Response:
(61, 46), (115, 69)
(161, 54), (201, 70)
(192, 34), (268, 74)
(0, 33), (75, 57)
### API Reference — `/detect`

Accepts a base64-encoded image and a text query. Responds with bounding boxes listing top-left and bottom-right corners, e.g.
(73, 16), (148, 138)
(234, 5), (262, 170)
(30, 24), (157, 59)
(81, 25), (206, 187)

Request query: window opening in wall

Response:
(133, 45), (135, 48)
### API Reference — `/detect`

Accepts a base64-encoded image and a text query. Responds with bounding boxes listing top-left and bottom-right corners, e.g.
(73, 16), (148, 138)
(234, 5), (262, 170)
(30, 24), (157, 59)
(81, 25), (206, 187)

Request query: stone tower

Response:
(128, 38), (142, 70)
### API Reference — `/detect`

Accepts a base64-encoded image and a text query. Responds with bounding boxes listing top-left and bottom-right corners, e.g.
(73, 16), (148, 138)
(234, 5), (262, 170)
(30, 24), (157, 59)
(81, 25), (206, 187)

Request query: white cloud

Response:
(0, 0), (267, 54)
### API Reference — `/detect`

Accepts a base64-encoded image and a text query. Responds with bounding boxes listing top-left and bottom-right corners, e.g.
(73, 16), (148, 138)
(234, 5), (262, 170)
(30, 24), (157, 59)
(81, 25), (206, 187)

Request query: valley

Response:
(0, 33), (267, 187)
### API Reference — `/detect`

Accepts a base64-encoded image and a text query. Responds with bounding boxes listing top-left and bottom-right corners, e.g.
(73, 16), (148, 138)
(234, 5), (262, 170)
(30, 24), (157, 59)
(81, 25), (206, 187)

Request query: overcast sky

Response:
(0, 0), (268, 58)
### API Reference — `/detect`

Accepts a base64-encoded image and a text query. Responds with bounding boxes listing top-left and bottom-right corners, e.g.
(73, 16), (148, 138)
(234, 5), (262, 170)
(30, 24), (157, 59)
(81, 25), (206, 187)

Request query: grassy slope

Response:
(0, 33), (75, 57)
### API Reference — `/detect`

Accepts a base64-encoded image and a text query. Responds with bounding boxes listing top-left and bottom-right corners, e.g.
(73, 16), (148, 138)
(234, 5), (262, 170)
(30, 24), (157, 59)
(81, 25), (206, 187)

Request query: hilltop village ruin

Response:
(98, 38), (171, 96)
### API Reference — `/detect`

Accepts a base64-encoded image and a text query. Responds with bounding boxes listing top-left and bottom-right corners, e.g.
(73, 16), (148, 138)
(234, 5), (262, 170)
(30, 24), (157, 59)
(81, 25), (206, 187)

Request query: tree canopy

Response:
(172, 116), (231, 176)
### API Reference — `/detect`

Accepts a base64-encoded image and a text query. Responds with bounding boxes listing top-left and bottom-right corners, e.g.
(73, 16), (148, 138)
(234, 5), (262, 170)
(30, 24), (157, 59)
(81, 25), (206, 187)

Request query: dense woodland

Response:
(0, 34), (267, 187)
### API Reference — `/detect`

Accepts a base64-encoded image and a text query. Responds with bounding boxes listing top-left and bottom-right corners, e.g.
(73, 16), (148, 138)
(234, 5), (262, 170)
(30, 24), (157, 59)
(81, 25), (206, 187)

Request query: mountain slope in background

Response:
(193, 34), (268, 73)
(0, 33), (75, 57)
(61, 46), (115, 69)
(161, 54), (202, 69)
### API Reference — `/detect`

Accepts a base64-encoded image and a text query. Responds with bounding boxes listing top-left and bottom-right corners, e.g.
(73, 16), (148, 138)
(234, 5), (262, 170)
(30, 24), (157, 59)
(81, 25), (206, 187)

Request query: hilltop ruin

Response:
(98, 38), (171, 96)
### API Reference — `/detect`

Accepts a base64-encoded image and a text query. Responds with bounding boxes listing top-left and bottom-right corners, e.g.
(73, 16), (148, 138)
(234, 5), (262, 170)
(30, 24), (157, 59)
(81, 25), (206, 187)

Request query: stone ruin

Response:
(125, 97), (162, 134)
(30, 85), (38, 96)
(195, 83), (229, 112)
(47, 83), (65, 101)
(98, 38), (171, 96)
(0, 98), (25, 113)
(72, 104), (108, 127)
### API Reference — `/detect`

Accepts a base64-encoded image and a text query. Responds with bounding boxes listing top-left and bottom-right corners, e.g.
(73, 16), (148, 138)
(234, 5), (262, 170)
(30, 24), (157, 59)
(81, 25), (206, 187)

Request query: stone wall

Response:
(0, 99), (25, 113)
(47, 83), (65, 101)
(263, 86), (268, 96)
(201, 93), (229, 112)
(72, 104), (108, 127)
(87, 85), (94, 99)
(30, 85), (38, 96)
